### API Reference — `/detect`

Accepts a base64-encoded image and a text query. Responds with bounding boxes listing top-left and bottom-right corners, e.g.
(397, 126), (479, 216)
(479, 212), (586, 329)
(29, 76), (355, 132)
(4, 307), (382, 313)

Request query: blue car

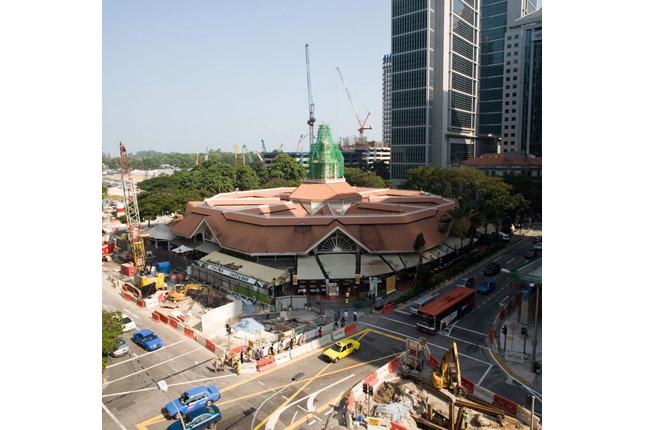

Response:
(477, 280), (497, 294)
(132, 329), (163, 351)
(162, 385), (221, 420)
(167, 405), (221, 430)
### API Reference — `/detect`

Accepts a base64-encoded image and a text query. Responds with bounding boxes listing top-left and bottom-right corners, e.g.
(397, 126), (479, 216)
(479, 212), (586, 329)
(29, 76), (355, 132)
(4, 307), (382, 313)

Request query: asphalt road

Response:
(102, 235), (542, 430)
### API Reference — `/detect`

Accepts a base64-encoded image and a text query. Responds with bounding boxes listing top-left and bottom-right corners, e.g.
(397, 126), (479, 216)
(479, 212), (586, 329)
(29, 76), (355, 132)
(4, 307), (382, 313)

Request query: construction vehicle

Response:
(165, 284), (212, 303)
(119, 143), (164, 294)
(336, 67), (372, 141)
(431, 341), (463, 395)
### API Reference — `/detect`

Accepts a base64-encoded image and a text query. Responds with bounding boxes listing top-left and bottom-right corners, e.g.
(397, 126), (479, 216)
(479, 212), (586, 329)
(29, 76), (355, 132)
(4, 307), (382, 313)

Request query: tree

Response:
(232, 164), (260, 191)
(268, 154), (306, 183)
(413, 233), (426, 272)
(368, 160), (390, 180)
(344, 167), (388, 188)
(102, 310), (123, 370)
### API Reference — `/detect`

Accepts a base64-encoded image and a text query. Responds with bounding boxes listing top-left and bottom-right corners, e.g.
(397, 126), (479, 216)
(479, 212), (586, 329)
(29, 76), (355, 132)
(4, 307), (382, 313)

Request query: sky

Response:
(103, 1), (392, 155)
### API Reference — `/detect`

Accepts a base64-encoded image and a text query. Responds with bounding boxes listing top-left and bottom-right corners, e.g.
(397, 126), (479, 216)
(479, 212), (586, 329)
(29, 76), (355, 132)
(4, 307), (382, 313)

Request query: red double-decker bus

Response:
(417, 287), (476, 334)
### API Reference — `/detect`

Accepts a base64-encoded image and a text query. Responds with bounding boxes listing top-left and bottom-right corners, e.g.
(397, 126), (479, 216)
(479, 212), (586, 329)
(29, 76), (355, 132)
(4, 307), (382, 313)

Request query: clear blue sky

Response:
(103, 1), (392, 155)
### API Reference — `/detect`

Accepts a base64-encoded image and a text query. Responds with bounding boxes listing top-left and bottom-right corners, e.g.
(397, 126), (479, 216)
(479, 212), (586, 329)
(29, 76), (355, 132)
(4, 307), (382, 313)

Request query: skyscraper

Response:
(477, 0), (538, 154)
(382, 54), (392, 146)
(390, 0), (481, 185)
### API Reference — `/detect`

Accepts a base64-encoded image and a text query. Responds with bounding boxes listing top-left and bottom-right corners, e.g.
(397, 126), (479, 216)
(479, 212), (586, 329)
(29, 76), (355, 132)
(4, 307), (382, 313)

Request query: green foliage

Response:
(261, 177), (300, 189)
(413, 233), (426, 252)
(102, 310), (123, 371)
(102, 184), (108, 197)
(344, 167), (388, 188)
(268, 153), (306, 183)
(368, 160), (390, 180)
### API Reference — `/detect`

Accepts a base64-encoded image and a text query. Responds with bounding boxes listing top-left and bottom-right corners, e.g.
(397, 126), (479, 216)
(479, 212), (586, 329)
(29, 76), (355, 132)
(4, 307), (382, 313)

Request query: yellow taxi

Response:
(323, 339), (360, 363)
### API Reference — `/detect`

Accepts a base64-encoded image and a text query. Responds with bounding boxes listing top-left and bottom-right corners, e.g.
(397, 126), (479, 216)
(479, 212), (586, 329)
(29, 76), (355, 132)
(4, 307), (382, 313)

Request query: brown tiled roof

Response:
(289, 181), (362, 201)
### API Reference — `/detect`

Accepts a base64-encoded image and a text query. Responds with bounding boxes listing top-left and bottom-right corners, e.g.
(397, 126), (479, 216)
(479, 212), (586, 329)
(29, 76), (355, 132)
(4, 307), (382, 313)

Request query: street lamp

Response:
(157, 380), (187, 430)
(251, 373), (305, 430)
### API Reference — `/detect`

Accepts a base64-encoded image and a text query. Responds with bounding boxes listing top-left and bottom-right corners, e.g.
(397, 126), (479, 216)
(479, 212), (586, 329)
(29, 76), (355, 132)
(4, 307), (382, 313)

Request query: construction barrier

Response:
(205, 339), (216, 353)
(390, 422), (408, 430)
(516, 405), (541, 428)
(387, 356), (402, 373)
(332, 328), (346, 340)
(472, 385), (495, 404)
(229, 345), (246, 355)
(184, 327), (196, 339)
(363, 371), (378, 387)
(382, 304), (393, 314)
(345, 323), (357, 336)
(460, 376), (475, 394)
(489, 328), (495, 345)
(168, 317), (178, 329)
(158, 313), (169, 324)
(124, 293), (132, 302)
(151, 312), (160, 322)
(428, 354), (441, 367)
(136, 298), (145, 308)
(493, 394), (518, 414)
(274, 351), (291, 366)
(239, 362), (257, 374)
(257, 356), (275, 368)
(500, 308), (505, 320)
(258, 361), (276, 372)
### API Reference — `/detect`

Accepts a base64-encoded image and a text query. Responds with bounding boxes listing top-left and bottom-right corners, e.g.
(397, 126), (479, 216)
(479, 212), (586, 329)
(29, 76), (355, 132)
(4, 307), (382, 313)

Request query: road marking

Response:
(359, 322), (410, 341)
(477, 364), (493, 385)
(103, 403), (128, 430)
(105, 346), (202, 385)
(290, 411), (298, 425)
(499, 297), (509, 307)
(379, 316), (417, 328)
(394, 309), (412, 315)
(102, 374), (237, 398)
(105, 339), (185, 368)
(449, 325), (488, 337)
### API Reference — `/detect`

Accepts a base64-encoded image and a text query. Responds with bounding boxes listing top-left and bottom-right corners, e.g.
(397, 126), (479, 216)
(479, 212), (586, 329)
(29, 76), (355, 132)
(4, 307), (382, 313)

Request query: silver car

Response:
(111, 335), (130, 357)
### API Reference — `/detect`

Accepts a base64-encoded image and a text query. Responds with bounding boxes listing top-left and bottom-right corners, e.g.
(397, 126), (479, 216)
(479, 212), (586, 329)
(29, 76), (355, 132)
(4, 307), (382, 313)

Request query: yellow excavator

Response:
(165, 284), (211, 303)
(431, 341), (462, 395)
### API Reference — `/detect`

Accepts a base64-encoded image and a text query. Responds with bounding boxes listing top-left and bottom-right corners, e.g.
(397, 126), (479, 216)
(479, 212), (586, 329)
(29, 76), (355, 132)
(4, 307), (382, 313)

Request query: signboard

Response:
(292, 274), (298, 285)
(532, 28), (542, 41)
(355, 274), (360, 284)
(385, 275), (396, 294)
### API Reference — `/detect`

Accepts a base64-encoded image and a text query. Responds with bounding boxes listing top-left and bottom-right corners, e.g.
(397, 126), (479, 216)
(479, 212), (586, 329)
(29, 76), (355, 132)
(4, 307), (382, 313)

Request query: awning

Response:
(172, 245), (194, 254)
(195, 242), (221, 254)
(296, 256), (325, 280)
(396, 252), (425, 268)
(142, 224), (177, 241)
(200, 251), (288, 285)
(423, 247), (447, 260)
(318, 254), (357, 280)
(363, 255), (396, 276)
(444, 236), (465, 250)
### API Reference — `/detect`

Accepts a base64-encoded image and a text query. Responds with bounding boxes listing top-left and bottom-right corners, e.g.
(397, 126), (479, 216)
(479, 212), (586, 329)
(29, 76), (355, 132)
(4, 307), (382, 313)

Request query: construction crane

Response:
(337, 67), (372, 139)
(242, 144), (253, 165)
(295, 134), (305, 165)
(261, 139), (267, 153)
(233, 145), (238, 164)
(278, 143), (284, 153)
(119, 143), (164, 293)
(196, 150), (200, 166)
(254, 150), (264, 162)
(305, 43), (315, 149)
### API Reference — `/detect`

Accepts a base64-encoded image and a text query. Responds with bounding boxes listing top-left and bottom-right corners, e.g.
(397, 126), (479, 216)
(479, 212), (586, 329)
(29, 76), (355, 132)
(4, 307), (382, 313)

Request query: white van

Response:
(409, 293), (437, 315)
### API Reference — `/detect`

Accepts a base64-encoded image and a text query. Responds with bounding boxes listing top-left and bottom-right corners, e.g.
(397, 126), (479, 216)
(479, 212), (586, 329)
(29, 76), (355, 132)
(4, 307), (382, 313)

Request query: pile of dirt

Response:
(373, 381), (397, 404)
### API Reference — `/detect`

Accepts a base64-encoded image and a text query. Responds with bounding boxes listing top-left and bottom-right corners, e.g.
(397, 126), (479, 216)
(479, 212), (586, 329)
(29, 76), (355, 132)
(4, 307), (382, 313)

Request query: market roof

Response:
(199, 251), (288, 284)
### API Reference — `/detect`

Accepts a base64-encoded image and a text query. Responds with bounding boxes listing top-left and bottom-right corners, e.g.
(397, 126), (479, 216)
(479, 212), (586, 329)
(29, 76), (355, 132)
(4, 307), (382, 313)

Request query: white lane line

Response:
(477, 364), (493, 385)
(449, 325), (488, 336)
(102, 374), (237, 398)
(379, 316), (417, 328)
(290, 411), (298, 425)
(106, 340), (185, 368)
(105, 347), (202, 385)
(499, 297), (509, 308)
(102, 403), (128, 430)
(394, 310), (412, 316)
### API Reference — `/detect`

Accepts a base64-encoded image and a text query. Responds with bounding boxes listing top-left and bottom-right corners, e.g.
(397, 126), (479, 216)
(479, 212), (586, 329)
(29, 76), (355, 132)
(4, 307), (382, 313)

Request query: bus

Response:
(417, 287), (476, 334)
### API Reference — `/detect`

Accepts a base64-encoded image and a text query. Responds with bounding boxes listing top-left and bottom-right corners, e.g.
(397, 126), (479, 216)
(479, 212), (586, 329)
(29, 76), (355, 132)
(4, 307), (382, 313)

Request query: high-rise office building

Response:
(382, 54), (392, 146)
(390, 0), (481, 185)
(477, 0), (538, 154)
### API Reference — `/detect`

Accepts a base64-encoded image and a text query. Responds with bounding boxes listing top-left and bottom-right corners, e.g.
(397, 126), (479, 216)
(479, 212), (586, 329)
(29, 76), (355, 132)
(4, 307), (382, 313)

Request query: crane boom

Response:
(261, 139), (267, 153)
(243, 144), (253, 164)
(336, 67), (372, 137)
(305, 43), (315, 148)
(119, 142), (146, 272)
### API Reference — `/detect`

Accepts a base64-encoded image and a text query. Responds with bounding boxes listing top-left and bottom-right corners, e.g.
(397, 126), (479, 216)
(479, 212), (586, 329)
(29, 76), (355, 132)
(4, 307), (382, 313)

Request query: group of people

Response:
(334, 308), (358, 330)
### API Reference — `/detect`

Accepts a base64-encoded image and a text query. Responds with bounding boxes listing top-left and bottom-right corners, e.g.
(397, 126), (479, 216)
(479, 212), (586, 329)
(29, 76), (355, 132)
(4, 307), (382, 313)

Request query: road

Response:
(102, 233), (542, 430)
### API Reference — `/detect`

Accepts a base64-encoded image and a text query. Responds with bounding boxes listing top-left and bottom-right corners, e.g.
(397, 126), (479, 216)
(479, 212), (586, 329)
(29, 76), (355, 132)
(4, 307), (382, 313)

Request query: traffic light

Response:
(225, 324), (231, 334)
(521, 327), (527, 336)
(363, 383), (368, 394)
(369, 386), (374, 396)
(501, 325), (507, 335)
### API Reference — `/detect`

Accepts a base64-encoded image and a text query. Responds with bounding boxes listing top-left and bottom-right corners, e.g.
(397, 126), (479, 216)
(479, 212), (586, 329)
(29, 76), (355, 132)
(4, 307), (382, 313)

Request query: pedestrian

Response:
(344, 309), (348, 319)
(353, 310), (357, 322)
(341, 316), (345, 328)
(318, 327), (322, 338)
(334, 321), (339, 331)
(266, 311), (270, 320)
(240, 350), (244, 363)
(270, 345), (274, 356)
(337, 309), (341, 319)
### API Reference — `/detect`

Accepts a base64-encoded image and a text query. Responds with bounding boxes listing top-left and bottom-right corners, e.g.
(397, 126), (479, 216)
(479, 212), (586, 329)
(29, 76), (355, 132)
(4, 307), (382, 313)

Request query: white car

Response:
(111, 335), (130, 357)
(121, 313), (137, 332)
(533, 242), (542, 251)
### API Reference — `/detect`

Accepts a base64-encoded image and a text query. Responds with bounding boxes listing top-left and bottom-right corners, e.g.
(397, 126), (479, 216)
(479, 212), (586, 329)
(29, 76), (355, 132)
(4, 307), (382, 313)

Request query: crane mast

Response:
(119, 142), (146, 273)
(336, 67), (372, 138)
(305, 43), (315, 148)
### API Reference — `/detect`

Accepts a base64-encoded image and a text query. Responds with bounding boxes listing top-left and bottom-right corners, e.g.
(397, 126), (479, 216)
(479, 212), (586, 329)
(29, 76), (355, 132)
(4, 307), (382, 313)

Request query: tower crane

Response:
(295, 134), (305, 165)
(337, 67), (372, 139)
(242, 144), (253, 165)
(278, 143), (284, 153)
(119, 143), (163, 294)
(233, 145), (238, 164)
(305, 43), (315, 149)
(254, 150), (264, 162)
(261, 139), (267, 153)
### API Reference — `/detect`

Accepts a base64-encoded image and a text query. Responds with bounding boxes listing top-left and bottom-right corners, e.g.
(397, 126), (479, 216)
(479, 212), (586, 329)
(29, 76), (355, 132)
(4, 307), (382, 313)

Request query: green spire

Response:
(306, 125), (344, 182)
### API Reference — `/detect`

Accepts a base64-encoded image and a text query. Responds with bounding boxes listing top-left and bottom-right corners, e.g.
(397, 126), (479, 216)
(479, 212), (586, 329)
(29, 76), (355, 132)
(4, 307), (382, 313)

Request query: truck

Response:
(161, 385), (221, 420)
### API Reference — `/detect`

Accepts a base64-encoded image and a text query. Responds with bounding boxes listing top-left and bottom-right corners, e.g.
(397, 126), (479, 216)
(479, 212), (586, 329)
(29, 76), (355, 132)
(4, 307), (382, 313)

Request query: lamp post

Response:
(157, 380), (187, 430)
(251, 373), (305, 430)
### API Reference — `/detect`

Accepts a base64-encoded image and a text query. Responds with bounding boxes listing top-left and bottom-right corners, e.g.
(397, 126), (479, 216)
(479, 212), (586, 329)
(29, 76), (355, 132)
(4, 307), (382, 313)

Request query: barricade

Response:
(136, 298), (145, 308)
(151, 312), (160, 322)
(168, 317), (178, 329)
(472, 385), (495, 404)
(390, 422), (408, 430)
(332, 328), (346, 340)
(184, 327), (196, 339)
(205, 339), (216, 353)
(230, 345), (245, 355)
(239, 362), (257, 374)
(428, 354), (441, 367)
(124, 293), (132, 302)
(258, 361), (276, 372)
(344, 323), (357, 336)
(158, 313), (169, 324)
(274, 351), (291, 366)
(382, 304), (393, 314)
(500, 308), (505, 320)
(493, 394), (518, 414)
(363, 372), (378, 387)
(460, 376), (475, 394)
(387, 356), (401, 373)
(516, 405), (541, 428)
(257, 356), (275, 368)
(489, 328), (495, 345)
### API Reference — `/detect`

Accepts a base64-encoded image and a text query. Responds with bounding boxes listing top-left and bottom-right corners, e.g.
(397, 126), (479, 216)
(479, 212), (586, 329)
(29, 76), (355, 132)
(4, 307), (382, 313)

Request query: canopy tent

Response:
(296, 256), (326, 281)
(171, 245), (194, 254)
(363, 254), (396, 276)
(318, 254), (357, 280)
(195, 242), (221, 254)
(142, 224), (177, 241)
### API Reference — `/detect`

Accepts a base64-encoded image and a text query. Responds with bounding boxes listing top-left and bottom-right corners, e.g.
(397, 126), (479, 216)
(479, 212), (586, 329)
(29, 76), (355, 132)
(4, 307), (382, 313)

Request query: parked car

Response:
(497, 232), (510, 242)
(533, 236), (542, 243)
(455, 277), (476, 288)
(323, 339), (360, 363)
(477, 280), (497, 294)
(132, 329), (163, 351)
(525, 250), (538, 259)
(533, 242), (542, 251)
(162, 385), (221, 420)
(111, 335), (130, 357)
(121, 313), (137, 332)
(167, 405), (221, 430)
(484, 262), (501, 275)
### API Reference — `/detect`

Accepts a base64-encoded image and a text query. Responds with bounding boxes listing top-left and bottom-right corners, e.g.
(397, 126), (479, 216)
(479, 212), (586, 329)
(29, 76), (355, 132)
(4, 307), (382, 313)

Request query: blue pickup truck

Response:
(162, 385), (221, 420)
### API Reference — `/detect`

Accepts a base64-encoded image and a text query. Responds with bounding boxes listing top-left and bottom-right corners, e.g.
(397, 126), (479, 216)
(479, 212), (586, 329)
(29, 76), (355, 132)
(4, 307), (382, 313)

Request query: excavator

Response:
(431, 341), (463, 395)
(165, 284), (212, 303)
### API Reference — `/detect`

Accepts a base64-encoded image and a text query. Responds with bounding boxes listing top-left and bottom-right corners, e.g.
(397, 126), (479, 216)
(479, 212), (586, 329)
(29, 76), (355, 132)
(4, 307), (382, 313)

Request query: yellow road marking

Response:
(283, 388), (352, 430)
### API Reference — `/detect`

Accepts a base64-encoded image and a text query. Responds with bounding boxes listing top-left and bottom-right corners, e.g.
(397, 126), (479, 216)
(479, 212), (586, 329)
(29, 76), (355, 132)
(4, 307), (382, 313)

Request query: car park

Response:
(132, 329), (163, 351)
(162, 385), (221, 420)
(477, 280), (497, 294)
(167, 405), (221, 430)
(111, 335), (130, 357)
(323, 339), (360, 363)
(455, 277), (476, 288)
(484, 262), (501, 275)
